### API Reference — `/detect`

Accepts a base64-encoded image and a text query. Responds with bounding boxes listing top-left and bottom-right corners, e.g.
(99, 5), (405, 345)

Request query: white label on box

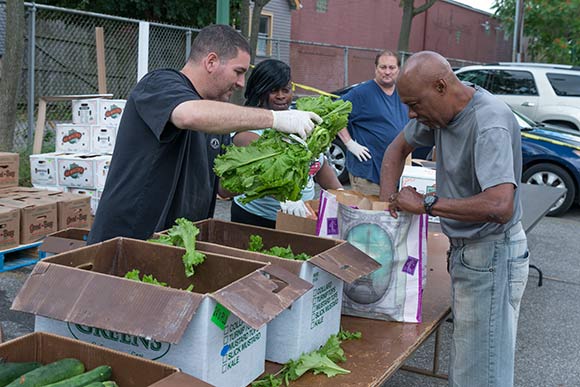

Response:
(72, 99), (98, 125)
(55, 124), (91, 153)
(35, 297), (266, 387)
(91, 125), (117, 154)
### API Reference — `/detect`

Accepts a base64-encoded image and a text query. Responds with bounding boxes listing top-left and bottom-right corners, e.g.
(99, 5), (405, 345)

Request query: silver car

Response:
(455, 63), (580, 130)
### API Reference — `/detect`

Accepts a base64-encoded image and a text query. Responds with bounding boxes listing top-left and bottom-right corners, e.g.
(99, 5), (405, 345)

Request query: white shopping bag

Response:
(339, 205), (428, 323)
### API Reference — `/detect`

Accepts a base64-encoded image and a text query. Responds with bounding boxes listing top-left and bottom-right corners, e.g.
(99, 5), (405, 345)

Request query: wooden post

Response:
(95, 27), (107, 94)
(32, 98), (47, 154)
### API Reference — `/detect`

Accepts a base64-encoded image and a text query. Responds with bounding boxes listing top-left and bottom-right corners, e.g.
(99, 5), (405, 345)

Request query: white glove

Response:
(280, 200), (309, 218)
(271, 110), (323, 139)
(345, 139), (371, 162)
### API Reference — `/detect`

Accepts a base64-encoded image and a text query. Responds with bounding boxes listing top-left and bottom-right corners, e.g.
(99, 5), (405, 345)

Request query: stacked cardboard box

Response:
(12, 237), (312, 387)
(30, 98), (125, 215)
(0, 152), (19, 189)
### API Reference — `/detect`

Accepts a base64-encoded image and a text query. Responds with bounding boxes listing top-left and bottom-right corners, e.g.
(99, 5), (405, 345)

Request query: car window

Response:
(488, 70), (538, 96)
(546, 73), (580, 97)
(456, 70), (490, 88)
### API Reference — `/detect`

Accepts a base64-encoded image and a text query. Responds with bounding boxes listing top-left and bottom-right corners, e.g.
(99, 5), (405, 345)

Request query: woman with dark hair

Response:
(230, 59), (343, 228)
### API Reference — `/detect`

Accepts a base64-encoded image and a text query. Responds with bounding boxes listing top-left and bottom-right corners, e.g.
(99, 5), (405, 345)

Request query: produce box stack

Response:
(0, 332), (211, 386)
(11, 237), (312, 387)
(30, 97), (126, 216)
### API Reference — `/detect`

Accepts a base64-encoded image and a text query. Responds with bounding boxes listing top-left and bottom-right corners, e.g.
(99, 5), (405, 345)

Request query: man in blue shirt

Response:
(338, 50), (409, 195)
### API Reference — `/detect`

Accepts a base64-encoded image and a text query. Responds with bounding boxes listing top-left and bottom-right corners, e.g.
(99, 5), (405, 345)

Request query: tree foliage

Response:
(37, 0), (242, 27)
(397, 0), (438, 54)
(492, 0), (580, 65)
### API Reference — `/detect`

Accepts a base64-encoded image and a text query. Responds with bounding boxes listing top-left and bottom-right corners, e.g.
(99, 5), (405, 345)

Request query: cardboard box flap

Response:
(211, 264), (312, 330)
(41, 236), (88, 254)
(11, 261), (203, 344)
(309, 242), (381, 283)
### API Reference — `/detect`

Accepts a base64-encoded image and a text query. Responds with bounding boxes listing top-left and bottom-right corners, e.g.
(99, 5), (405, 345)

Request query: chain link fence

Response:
(1, 2), (483, 151)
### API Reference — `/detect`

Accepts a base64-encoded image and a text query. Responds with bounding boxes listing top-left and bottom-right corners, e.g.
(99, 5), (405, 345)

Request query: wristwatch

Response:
(423, 194), (439, 216)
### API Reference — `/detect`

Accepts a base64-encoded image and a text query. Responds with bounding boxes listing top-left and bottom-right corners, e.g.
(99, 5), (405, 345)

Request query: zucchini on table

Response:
(5, 358), (84, 387)
(0, 362), (42, 387)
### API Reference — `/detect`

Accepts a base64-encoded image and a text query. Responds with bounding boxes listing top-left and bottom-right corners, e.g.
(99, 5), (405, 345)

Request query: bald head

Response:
(396, 51), (474, 129)
(399, 51), (455, 93)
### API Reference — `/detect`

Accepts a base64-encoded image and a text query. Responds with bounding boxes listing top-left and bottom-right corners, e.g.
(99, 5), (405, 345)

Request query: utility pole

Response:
(216, 0), (230, 24)
(512, 0), (525, 62)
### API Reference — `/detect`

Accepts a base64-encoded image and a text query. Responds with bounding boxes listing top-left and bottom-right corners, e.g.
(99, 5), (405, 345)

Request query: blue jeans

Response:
(448, 223), (529, 387)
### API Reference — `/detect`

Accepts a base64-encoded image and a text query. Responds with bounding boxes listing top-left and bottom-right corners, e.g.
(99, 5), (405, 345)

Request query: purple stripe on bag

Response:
(416, 214), (425, 323)
(316, 194), (327, 236)
(402, 256), (419, 275)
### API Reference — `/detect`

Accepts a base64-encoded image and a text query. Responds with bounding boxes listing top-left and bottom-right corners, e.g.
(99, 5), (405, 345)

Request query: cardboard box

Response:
(35, 191), (91, 230)
(55, 123), (92, 153)
(29, 152), (74, 186)
(57, 154), (109, 189)
(0, 332), (211, 386)
(400, 165), (439, 223)
(95, 155), (111, 190)
(0, 152), (19, 189)
(12, 238), (311, 387)
(0, 204), (20, 250)
(275, 199), (319, 235)
(72, 98), (126, 126)
(0, 196), (58, 244)
(0, 186), (52, 198)
(189, 219), (380, 364)
(68, 188), (99, 215)
(39, 227), (89, 258)
(91, 124), (117, 154)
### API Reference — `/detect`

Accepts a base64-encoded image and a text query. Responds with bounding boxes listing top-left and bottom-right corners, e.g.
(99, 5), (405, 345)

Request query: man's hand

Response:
(387, 187), (425, 218)
(280, 200), (309, 217)
(271, 110), (323, 139)
(345, 139), (371, 162)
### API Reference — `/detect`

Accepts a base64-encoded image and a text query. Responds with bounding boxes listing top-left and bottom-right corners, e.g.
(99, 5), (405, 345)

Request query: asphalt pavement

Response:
(1, 196), (579, 387)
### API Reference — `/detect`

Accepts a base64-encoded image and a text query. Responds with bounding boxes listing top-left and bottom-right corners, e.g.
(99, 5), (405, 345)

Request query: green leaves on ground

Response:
(148, 217), (205, 277)
(248, 235), (311, 261)
(214, 96), (352, 204)
(252, 329), (361, 387)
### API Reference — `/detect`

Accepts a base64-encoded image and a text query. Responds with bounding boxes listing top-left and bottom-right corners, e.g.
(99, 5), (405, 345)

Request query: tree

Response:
(492, 0), (580, 65)
(0, 0), (25, 151)
(38, 0), (241, 28)
(397, 0), (438, 54)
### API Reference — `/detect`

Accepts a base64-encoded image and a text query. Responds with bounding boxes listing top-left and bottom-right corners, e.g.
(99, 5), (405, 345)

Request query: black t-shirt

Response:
(88, 69), (231, 243)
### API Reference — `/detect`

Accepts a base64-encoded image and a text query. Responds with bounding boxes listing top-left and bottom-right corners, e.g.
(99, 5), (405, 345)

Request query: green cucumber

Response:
(0, 362), (42, 387)
(84, 382), (118, 387)
(43, 365), (112, 387)
(5, 358), (84, 387)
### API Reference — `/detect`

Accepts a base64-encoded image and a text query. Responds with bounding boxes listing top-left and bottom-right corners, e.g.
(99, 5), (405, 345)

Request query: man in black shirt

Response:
(88, 25), (321, 243)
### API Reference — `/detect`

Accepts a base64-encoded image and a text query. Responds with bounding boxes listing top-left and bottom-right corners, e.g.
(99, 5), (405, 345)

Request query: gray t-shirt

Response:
(404, 84), (522, 239)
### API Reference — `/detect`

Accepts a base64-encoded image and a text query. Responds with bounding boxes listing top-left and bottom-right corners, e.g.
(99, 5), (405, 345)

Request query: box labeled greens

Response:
(12, 238), (311, 387)
(188, 219), (381, 364)
(0, 332), (211, 386)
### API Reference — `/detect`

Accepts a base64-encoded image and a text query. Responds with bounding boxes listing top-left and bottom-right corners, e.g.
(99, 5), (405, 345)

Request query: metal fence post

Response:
(343, 47), (349, 87)
(27, 3), (36, 144)
(185, 29), (192, 62)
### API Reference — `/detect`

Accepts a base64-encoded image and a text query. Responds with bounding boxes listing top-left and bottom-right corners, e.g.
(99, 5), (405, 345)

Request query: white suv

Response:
(455, 63), (580, 130)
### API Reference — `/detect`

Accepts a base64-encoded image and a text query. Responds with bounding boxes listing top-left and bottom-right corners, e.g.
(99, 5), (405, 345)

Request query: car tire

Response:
(325, 139), (350, 184)
(522, 163), (576, 216)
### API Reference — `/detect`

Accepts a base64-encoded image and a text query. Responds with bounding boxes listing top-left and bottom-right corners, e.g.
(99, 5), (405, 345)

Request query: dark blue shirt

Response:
(342, 80), (409, 184)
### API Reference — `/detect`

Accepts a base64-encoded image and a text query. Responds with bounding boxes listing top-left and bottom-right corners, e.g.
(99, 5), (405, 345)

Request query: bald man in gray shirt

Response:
(380, 51), (529, 387)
